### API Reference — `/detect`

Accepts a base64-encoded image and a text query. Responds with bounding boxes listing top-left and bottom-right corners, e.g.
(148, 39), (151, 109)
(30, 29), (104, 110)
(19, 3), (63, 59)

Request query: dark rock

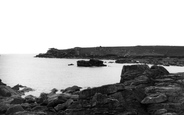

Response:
(79, 84), (124, 99)
(6, 105), (24, 115)
(31, 105), (48, 112)
(58, 93), (79, 101)
(54, 99), (73, 111)
(0, 85), (19, 97)
(10, 97), (25, 104)
(12, 84), (24, 91)
(68, 63), (74, 66)
(143, 65), (169, 79)
(77, 59), (106, 67)
(141, 93), (167, 104)
(25, 95), (36, 103)
(36, 93), (48, 105)
(0, 103), (9, 114)
(0, 79), (6, 86)
(120, 65), (149, 83)
(48, 88), (58, 96)
(62, 85), (82, 94)
(19, 86), (34, 94)
(47, 94), (67, 107)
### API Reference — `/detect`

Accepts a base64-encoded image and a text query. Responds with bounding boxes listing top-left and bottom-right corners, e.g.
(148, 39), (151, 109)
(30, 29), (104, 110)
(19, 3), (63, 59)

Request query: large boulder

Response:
(6, 105), (24, 115)
(120, 65), (149, 83)
(143, 65), (169, 79)
(77, 59), (106, 67)
(0, 79), (6, 86)
(10, 97), (25, 104)
(141, 93), (167, 104)
(0, 85), (19, 97)
(62, 85), (82, 94)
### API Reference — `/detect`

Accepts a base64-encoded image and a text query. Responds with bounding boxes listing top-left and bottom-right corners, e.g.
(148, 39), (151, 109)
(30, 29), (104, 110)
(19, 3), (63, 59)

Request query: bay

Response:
(0, 54), (184, 96)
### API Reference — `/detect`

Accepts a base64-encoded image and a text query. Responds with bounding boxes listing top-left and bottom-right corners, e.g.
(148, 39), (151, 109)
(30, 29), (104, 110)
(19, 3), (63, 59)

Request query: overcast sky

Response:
(0, 0), (184, 54)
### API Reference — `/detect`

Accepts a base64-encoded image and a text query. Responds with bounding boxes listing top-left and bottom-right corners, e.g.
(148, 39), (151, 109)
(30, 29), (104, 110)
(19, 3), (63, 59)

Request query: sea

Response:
(0, 54), (184, 97)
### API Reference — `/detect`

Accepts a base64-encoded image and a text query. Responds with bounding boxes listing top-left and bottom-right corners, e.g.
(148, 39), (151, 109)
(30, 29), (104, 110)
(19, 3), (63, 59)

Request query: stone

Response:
(120, 65), (149, 83)
(10, 97), (25, 104)
(19, 86), (34, 94)
(31, 105), (48, 112)
(54, 99), (73, 111)
(143, 65), (169, 79)
(12, 84), (24, 91)
(154, 108), (167, 115)
(0, 103), (9, 114)
(145, 86), (182, 96)
(25, 95), (36, 103)
(0, 79), (6, 86)
(141, 93), (167, 104)
(47, 94), (67, 107)
(6, 105), (24, 115)
(0, 85), (19, 97)
(79, 84), (124, 99)
(62, 85), (82, 94)
(58, 93), (79, 101)
(36, 93), (48, 105)
(77, 59), (106, 67)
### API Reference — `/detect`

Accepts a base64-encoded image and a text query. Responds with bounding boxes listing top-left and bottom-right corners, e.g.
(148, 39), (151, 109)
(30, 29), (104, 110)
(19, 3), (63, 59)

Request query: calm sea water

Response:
(0, 54), (184, 96)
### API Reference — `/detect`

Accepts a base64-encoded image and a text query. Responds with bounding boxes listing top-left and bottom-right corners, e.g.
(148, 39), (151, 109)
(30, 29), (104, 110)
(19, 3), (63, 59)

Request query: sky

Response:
(0, 0), (184, 54)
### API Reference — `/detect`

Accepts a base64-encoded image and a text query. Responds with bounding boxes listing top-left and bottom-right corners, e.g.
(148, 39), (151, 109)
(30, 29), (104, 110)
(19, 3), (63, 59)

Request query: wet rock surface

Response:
(1, 64), (184, 114)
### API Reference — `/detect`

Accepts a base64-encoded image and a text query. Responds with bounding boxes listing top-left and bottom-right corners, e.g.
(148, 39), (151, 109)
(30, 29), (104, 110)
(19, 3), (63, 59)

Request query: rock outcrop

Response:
(1, 64), (184, 114)
(77, 59), (106, 67)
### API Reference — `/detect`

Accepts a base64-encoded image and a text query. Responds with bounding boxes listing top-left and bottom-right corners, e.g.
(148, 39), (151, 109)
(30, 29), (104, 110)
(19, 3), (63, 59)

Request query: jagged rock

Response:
(47, 94), (67, 107)
(145, 86), (182, 96)
(25, 95), (36, 103)
(6, 105), (24, 115)
(77, 59), (106, 67)
(19, 86), (34, 94)
(36, 93), (48, 105)
(0, 103), (9, 114)
(143, 65), (169, 79)
(31, 105), (48, 112)
(0, 79), (6, 86)
(54, 99), (73, 111)
(62, 85), (82, 94)
(12, 84), (24, 91)
(10, 97), (25, 104)
(120, 65), (149, 83)
(154, 108), (167, 115)
(0, 85), (19, 97)
(68, 63), (74, 66)
(79, 84), (124, 99)
(141, 93), (167, 104)
(58, 93), (79, 101)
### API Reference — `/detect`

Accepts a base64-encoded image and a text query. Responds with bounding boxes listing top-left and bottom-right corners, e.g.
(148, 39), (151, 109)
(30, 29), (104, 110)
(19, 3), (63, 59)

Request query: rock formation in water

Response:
(1, 64), (184, 114)
(77, 59), (106, 67)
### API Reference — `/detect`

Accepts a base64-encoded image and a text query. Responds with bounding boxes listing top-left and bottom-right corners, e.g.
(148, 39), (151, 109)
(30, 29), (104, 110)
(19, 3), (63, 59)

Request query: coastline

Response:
(1, 64), (184, 115)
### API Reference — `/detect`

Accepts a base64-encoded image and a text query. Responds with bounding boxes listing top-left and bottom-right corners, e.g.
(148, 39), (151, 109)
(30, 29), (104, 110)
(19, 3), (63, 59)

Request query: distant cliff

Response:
(35, 46), (184, 59)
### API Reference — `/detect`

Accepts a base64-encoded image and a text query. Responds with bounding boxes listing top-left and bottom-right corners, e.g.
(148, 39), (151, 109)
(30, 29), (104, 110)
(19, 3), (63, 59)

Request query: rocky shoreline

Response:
(1, 64), (184, 115)
(35, 46), (184, 67)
